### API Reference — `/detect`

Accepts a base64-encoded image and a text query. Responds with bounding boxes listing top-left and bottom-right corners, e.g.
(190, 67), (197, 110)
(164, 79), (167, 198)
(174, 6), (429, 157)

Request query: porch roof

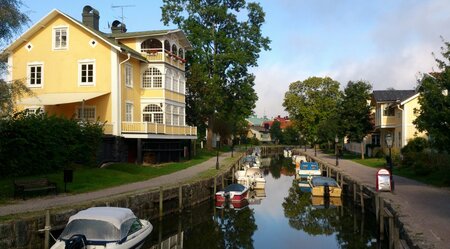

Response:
(18, 92), (109, 105)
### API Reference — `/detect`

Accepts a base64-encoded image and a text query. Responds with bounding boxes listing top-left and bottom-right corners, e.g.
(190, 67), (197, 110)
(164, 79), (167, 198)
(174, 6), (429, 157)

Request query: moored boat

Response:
(298, 161), (321, 179)
(51, 207), (152, 249)
(235, 167), (266, 189)
(215, 183), (249, 203)
(309, 176), (342, 198)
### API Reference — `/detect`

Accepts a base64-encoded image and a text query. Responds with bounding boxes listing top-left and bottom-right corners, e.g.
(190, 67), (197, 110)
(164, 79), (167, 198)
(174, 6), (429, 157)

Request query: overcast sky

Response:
(17, 0), (450, 118)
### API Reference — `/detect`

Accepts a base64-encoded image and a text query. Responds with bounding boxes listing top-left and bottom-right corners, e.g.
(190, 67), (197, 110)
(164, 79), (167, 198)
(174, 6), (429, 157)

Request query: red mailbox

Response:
(376, 169), (391, 192)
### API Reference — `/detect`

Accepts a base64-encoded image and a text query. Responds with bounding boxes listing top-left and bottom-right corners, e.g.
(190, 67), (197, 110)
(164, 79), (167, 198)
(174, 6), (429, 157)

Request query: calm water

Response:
(141, 156), (387, 249)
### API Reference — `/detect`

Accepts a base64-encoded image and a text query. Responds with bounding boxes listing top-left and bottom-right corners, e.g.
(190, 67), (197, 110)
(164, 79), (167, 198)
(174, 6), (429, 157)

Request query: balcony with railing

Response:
(141, 48), (186, 71)
(103, 122), (197, 137)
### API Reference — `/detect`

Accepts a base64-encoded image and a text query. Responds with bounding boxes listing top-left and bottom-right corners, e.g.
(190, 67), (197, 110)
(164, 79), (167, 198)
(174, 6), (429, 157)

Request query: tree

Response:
(340, 80), (373, 159)
(161, 0), (270, 149)
(0, 0), (31, 117)
(283, 77), (341, 146)
(269, 120), (282, 144)
(414, 41), (450, 152)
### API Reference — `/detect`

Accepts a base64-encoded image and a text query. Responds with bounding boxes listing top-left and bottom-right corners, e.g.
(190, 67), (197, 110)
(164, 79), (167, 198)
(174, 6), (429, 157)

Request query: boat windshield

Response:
(60, 219), (122, 241)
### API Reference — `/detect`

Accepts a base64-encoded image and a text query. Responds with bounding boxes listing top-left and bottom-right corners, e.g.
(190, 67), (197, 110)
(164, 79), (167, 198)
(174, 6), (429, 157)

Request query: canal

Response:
(141, 155), (387, 249)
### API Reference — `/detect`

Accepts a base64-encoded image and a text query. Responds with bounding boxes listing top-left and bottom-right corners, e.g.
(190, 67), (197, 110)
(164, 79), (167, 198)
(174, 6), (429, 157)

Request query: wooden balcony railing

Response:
(141, 49), (186, 71)
(103, 122), (197, 136)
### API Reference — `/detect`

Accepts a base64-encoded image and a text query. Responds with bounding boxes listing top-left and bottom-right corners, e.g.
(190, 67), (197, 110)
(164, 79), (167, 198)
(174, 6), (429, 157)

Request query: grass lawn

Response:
(0, 149), (223, 204)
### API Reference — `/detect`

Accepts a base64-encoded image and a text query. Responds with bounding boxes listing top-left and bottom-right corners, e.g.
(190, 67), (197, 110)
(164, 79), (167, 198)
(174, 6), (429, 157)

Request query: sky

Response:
(16, 0), (450, 118)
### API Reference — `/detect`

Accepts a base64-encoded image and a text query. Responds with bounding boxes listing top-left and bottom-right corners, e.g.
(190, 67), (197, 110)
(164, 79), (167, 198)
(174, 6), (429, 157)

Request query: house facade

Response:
(245, 115), (271, 143)
(371, 90), (426, 153)
(5, 6), (197, 164)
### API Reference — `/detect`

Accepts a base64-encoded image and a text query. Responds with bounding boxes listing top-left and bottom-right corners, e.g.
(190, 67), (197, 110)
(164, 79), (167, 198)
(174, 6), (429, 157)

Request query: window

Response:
(79, 60), (95, 85)
(76, 106), (95, 121)
(27, 63), (43, 87)
(165, 104), (172, 125)
(125, 64), (133, 87)
(179, 79), (185, 94)
(142, 104), (163, 124)
(53, 27), (68, 49)
(165, 69), (172, 90)
(127, 219), (142, 236)
(173, 72), (179, 92)
(173, 106), (179, 126)
(180, 107), (185, 126)
(125, 102), (133, 122)
(25, 107), (43, 115)
(142, 67), (162, 88)
(383, 106), (395, 116)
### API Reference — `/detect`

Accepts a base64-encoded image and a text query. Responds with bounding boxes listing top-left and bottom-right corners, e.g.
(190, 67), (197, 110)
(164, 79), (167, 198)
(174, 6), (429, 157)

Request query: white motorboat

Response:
(298, 161), (321, 179)
(235, 167), (266, 189)
(51, 207), (152, 249)
(241, 155), (261, 168)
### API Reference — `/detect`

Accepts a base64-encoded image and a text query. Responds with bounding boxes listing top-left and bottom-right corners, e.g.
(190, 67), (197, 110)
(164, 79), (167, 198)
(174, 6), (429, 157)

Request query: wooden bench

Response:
(14, 178), (57, 200)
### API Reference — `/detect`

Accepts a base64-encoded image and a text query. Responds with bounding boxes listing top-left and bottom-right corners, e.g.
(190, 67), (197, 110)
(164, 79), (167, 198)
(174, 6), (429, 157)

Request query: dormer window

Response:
(53, 27), (68, 50)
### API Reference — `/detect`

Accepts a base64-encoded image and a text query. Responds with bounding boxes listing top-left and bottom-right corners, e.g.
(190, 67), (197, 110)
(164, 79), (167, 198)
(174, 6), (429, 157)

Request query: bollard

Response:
(353, 183), (357, 203)
(214, 177), (217, 194)
(375, 193), (380, 222)
(232, 167), (235, 182)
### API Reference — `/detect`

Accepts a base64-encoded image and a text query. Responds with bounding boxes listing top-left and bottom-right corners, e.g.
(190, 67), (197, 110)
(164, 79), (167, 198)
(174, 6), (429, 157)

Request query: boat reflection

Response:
(248, 188), (266, 205)
(215, 199), (250, 211)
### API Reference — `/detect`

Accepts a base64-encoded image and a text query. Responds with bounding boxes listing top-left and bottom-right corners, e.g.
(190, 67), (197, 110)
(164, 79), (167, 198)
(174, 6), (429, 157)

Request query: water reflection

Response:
(143, 155), (385, 249)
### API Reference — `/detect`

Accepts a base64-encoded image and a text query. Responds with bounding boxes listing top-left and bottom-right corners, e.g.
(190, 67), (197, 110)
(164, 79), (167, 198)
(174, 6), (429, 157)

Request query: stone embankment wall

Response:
(0, 161), (236, 248)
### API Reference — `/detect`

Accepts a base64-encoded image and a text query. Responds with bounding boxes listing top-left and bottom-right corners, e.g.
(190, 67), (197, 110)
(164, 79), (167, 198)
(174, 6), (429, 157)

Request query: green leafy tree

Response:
(0, 0), (31, 117)
(282, 125), (299, 145)
(269, 120), (282, 144)
(283, 77), (341, 146)
(340, 80), (373, 159)
(414, 42), (450, 152)
(161, 0), (270, 149)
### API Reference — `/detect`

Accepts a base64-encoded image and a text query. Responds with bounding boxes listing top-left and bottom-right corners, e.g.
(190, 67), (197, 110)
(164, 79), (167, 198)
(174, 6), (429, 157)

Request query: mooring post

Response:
(179, 184), (183, 212)
(340, 174), (344, 188)
(44, 210), (50, 249)
(159, 186), (164, 218)
(232, 167), (235, 182)
(375, 193), (380, 222)
(353, 183), (357, 203)
(214, 177), (217, 194)
(222, 174), (225, 188)
(360, 185), (365, 213)
(379, 199), (385, 240)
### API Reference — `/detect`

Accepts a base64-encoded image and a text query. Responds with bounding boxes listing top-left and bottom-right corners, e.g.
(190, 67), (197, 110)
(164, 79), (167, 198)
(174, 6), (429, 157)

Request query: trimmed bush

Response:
(0, 112), (103, 177)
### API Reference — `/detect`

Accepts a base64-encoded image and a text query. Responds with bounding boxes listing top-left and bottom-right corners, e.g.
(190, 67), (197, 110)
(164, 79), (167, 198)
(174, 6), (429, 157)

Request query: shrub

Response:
(0, 112), (103, 177)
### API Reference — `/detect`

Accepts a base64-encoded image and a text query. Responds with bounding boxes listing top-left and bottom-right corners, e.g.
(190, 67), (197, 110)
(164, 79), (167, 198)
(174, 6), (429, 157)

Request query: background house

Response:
(6, 5), (197, 164)
(370, 89), (427, 153)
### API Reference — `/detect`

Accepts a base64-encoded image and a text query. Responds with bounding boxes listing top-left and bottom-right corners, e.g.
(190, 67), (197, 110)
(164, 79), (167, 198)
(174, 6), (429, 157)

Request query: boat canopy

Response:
(310, 177), (339, 187)
(60, 207), (137, 242)
(224, 184), (247, 192)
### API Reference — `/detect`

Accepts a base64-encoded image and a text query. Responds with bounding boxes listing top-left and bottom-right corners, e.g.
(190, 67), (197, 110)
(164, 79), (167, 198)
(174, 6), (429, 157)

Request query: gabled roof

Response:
(4, 9), (147, 62)
(372, 90), (417, 103)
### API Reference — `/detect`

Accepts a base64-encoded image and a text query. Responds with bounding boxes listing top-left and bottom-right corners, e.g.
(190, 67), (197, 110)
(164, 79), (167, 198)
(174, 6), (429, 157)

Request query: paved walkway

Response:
(303, 149), (450, 249)
(0, 152), (234, 217)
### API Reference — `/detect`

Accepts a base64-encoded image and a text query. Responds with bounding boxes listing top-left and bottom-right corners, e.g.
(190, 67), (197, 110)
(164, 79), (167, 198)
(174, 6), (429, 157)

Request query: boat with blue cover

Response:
(298, 162), (321, 179)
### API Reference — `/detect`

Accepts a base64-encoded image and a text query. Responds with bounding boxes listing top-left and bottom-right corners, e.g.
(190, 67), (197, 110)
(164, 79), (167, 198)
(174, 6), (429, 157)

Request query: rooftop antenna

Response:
(111, 4), (135, 24)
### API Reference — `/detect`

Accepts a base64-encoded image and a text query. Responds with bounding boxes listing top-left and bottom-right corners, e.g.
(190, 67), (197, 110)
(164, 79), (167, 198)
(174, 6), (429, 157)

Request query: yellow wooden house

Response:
(5, 5), (197, 163)
(371, 90), (427, 153)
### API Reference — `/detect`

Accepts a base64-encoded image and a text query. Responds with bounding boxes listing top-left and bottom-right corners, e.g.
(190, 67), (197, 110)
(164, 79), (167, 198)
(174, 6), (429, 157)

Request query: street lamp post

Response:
(385, 133), (394, 190)
(313, 136), (317, 156)
(335, 135), (339, 166)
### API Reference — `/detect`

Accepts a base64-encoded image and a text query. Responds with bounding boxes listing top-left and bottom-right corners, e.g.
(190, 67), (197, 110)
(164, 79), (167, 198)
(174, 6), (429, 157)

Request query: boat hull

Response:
(311, 185), (342, 198)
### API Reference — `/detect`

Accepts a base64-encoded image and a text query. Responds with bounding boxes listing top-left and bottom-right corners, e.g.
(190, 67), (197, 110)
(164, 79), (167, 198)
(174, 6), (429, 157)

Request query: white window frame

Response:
(125, 63), (133, 88)
(142, 67), (162, 89)
(142, 104), (164, 124)
(76, 106), (96, 122)
(53, 26), (69, 50)
(27, 62), (44, 88)
(125, 102), (133, 122)
(78, 59), (96, 86)
(25, 106), (44, 115)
